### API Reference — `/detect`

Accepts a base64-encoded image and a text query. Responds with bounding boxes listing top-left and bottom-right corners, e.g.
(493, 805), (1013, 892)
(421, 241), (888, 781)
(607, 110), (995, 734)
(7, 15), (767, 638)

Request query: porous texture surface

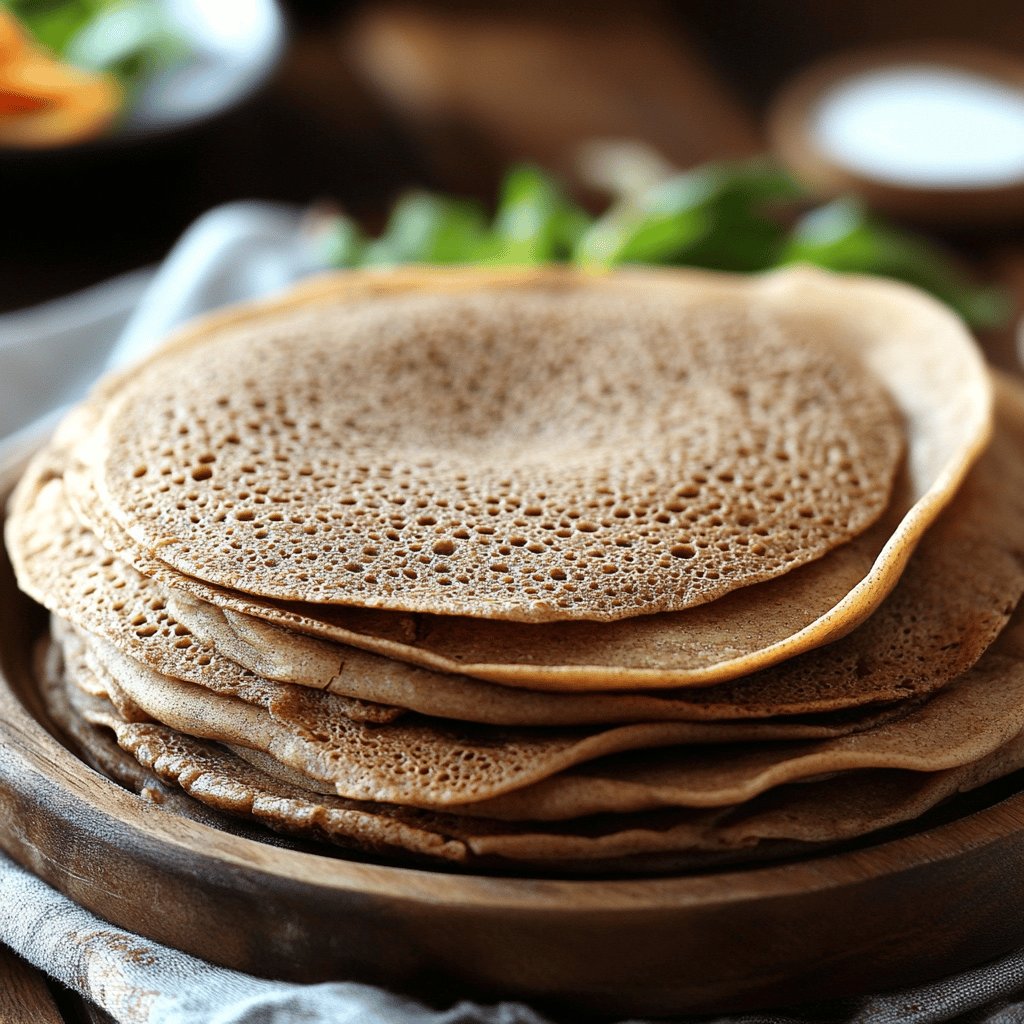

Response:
(79, 640), (877, 807)
(6, 463), (934, 732)
(46, 641), (1024, 871)
(82, 276), (906, 621)
(41, 630), (284, 842)
(5, 459), (401, 726)
(53, 383), (1020, 701)
(164, 589), (918, 732)
(66, 442), (910, 690)
(56, 267), (994, 686)
(59, 599), (1024, 814)
(40, 632), (170, 800)
(453, 607), (1024, 820)
(117, 386), (1024, 721)
(461, 735), (1024, 865)
(11, 386), (1024, 724)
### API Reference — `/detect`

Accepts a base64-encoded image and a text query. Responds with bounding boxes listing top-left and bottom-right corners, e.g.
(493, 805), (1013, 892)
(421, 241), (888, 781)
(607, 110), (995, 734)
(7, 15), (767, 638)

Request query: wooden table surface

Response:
(0, 947), (62, 1024)
(0, 945), (113, 1024)
(2, 2), (1022, 1018)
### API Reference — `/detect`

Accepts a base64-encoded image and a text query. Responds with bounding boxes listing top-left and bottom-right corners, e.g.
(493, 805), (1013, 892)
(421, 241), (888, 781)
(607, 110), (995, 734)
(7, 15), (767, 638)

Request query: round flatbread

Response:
(105, 379), (1024, 721)
(8, 468), (927, 734)
(77, 266), (916, 622)
(12, 379), (1023, 718)
(55, 268), (994, 687)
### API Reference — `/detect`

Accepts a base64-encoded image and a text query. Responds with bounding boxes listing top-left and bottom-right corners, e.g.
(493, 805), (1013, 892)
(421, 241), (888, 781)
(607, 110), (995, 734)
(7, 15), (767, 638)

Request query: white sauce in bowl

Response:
(812, 65), (1024, 189)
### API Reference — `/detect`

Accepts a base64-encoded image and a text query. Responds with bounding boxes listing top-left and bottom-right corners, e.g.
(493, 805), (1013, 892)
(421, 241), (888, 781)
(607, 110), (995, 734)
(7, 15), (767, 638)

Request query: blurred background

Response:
(3, 0), (1024, 369)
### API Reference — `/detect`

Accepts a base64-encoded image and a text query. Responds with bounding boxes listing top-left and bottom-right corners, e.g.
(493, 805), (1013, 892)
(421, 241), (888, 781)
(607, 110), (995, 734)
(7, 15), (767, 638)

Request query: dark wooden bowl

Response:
(3, 455), (1024, 1017)
(769, 44), (1024, 227)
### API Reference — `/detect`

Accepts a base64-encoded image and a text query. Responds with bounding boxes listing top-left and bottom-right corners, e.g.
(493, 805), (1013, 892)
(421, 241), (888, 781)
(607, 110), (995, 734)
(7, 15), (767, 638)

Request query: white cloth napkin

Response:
(3, 202), (1024, 1024)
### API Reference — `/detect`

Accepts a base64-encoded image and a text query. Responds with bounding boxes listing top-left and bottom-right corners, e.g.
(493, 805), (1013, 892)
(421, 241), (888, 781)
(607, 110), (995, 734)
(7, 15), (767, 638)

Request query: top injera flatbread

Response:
(75, 265), (919, 622)
(11, 379), (1022, 722)
(134, 377), (1024, 719)
(65, 421), (913, 689)
(55, 267), (993, 684)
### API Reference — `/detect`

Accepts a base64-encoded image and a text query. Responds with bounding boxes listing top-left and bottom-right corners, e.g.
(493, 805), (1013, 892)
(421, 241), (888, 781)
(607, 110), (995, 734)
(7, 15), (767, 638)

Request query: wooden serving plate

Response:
(4, 457), (1024, 1017)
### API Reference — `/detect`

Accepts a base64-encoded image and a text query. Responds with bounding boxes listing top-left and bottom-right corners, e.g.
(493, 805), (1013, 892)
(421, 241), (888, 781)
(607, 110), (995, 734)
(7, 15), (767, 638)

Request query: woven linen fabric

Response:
(2, 202), (1024, 1024)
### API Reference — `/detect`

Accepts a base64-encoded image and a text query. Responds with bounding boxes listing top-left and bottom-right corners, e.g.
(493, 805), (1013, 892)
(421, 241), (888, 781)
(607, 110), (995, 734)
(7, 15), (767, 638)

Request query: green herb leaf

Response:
(318, 214), (366, 269)
(3, 0), (96, 54)
(63, 0), (185, 92)
(361, 191), (490, 267)
(482, 164), (592, 265)
(573, 159), (803, 270)
(319, 155), (1009, 330)
(701, 158), (806, 206)
(572, 173), (715, 267)
(3, 0), (186, 94)
(782, 199), (1011, 328)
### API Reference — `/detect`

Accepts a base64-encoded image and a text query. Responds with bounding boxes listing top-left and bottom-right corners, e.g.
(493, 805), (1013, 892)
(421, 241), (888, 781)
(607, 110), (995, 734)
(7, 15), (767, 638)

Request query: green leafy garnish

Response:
(3, 0), (99, 55)
(572, 172), (716, 267)
(318, 214), (367, 270)
(481, 164), (591, 265)
(781, 199), (1010, 328)
(359, 192), (490, 267)
(63, 0), (185, 93)
(319, 158), (1009, 330)
(325, 166), (592, 270)
(3, 0), (185, 95)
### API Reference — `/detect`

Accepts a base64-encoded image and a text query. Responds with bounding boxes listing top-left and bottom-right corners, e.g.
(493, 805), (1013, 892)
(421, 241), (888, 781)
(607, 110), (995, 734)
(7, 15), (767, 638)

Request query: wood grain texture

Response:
(3, 456), (1024, 1016)
(346, 1), (760, 195)
(0, 947), (62, 1024)
(987, 248), (1024, 374)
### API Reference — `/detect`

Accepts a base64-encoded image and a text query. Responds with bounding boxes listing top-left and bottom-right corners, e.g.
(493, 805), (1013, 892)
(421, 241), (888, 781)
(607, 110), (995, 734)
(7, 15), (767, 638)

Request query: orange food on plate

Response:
(0, 12), (121, 147)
